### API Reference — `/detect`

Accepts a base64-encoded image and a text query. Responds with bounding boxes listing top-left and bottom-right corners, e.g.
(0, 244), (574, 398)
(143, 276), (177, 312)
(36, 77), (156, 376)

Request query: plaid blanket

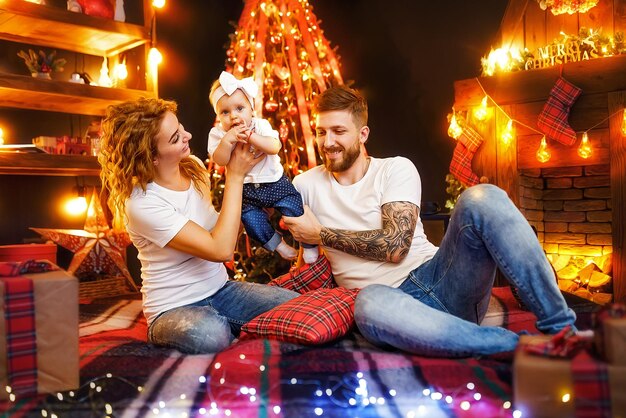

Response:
(1, 287), (581, 418)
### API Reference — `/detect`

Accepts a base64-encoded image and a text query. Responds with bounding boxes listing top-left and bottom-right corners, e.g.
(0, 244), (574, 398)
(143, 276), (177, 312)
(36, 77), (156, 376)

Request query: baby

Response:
(208, 71), (319, 264)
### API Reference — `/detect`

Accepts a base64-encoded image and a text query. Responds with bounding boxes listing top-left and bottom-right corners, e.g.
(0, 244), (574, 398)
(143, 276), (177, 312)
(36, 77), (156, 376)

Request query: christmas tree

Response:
(209, 0), (344, 282)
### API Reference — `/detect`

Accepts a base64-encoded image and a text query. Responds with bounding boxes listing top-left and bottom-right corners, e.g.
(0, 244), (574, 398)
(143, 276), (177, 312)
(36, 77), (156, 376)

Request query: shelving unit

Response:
(0, 153), (99, 176)
(0, 0), (157, 176)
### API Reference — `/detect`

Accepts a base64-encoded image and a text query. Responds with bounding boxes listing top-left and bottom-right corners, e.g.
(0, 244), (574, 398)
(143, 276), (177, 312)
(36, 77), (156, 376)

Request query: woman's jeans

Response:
(148, 280), (298, 354)
(354, 184), (576, 357)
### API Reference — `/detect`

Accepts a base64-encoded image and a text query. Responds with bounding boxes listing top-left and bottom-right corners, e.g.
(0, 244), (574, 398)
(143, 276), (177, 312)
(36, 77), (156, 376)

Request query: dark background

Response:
(156, 0), (509, 205)
(0, 0), (508, 276)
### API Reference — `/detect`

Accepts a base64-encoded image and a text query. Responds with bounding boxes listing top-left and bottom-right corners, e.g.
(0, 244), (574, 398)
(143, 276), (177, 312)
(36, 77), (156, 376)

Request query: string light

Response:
(469, 78), (626, 162)
(447, 110), (463, 139)
(152, 0), (165, 8)
(113, 57), (128, 81)
(148, 47), (163, 67)
(501, 119), (514, 145)
(98, 56), (112, 87)
(0, 127), (4, 145)
(473, 96), (490, 121)
(536, 136), (551, 163)
(577, 132), (592, 158)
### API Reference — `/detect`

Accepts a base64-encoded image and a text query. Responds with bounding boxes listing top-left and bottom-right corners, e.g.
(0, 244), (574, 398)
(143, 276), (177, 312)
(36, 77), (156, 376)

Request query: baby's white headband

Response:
(210, 71), (258, 111)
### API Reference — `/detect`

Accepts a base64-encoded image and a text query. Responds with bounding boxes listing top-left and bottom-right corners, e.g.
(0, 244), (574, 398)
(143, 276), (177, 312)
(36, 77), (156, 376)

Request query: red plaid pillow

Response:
(267, 254), (336, 294)
(240, 287), (359, 345)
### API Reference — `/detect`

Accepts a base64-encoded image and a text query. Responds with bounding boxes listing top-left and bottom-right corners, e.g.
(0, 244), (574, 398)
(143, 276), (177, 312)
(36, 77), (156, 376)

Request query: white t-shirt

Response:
(207, 117), (283, 184)
(293, 156), (438, 289)
(125, 180), (228, 325)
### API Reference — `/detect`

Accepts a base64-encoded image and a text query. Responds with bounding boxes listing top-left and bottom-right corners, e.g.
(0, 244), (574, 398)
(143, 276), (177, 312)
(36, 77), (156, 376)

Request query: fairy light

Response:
(621, 109), (626, 136)
(473, 96), (489, 121)
(578, 132), (592, 159)
(152, 0), (165, 8)
(447, 111), (463, 139)
(535, 136), (551, 163)
(501, 119), (514, 145)
(149, 48), (163, 67)
(113, 60), (128, 81)
(0, 127), (4, 145)
(562, 393), (571, 403)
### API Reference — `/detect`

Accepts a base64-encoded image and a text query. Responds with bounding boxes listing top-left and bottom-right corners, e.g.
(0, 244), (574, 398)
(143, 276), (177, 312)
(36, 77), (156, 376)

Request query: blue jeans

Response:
(354, 184), (576, 357)
(242, 175), (314, 251)
(148, 280), (298, 354)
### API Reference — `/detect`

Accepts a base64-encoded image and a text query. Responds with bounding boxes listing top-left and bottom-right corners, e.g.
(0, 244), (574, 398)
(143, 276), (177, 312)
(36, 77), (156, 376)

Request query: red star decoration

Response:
(31, 190), (137, 291)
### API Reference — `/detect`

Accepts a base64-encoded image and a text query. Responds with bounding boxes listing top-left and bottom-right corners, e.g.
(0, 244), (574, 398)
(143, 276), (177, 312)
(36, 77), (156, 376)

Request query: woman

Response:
(98, 97), (298, 354)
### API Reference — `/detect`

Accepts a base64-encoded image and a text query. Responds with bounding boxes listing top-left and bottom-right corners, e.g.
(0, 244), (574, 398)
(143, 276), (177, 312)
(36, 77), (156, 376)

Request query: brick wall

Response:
(519, 164), (612, 259)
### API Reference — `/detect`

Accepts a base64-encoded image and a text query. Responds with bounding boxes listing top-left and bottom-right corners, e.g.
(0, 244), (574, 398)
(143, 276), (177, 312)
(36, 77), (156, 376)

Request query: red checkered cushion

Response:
(240, 287), (359, 345)
(267, 254), (336, 294)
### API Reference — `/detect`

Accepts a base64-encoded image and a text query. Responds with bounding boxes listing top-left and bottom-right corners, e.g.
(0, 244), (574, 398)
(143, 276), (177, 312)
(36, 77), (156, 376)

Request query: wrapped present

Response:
(0, 261), (79, 400)
(0, 243), (57, 264)
(593, 304), (626, 366)
(514, 335), (626, 418)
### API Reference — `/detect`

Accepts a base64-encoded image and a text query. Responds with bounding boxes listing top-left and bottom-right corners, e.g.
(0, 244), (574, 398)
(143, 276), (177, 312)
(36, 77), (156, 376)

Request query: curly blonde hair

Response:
(98, 97), (208, 219)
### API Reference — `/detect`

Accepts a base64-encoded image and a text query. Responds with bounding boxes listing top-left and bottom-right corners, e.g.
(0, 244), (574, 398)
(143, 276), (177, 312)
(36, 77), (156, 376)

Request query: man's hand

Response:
(282, 206), (323, 245)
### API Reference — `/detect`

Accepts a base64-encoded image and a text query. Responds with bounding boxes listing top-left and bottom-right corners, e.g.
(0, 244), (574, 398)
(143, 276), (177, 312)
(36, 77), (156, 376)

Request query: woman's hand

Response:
(226, 143), (264, 178)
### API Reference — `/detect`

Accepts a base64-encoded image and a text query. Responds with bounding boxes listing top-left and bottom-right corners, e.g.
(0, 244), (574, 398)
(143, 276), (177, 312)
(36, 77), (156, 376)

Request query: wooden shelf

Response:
(0, 0), (149, 57)
(0, 153), (100, 176)
(0, 72), (155, 116)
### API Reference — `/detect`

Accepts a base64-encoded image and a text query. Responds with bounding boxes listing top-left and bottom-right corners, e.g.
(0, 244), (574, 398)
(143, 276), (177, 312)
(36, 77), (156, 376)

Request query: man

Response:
(283, 85), (576, 357)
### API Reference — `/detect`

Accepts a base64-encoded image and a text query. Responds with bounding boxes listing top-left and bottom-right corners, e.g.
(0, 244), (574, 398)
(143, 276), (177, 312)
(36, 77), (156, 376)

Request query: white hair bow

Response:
(210, 71), (258, 110)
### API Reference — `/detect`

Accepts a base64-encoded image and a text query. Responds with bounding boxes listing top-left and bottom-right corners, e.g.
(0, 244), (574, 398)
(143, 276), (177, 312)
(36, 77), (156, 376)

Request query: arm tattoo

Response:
(320, 201), (418, 262)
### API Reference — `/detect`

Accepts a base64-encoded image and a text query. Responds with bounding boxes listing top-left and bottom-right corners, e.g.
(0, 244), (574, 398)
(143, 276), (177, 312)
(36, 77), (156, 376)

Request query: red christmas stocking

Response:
(537, 77), (582, 146)
(449, 125), (484, 187)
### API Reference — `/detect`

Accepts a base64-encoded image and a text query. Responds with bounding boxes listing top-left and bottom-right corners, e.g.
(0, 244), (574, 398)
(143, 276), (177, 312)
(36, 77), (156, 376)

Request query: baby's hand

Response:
(224, 124), (247, 146)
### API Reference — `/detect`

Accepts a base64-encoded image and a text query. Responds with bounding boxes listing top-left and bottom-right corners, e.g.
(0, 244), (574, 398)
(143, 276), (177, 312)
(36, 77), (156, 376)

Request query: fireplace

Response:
(450, 0), (626, 303)
(519, 164), (613, 304)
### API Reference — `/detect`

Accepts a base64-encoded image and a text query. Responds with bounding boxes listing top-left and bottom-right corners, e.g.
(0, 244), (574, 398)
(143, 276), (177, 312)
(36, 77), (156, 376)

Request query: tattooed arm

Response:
(283, 201), (418, 263)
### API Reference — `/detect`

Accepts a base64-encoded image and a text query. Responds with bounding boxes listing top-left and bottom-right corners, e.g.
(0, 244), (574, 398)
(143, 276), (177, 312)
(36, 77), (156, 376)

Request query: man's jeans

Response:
(354, 184), (576, 357)
(148, 280), (298, 354)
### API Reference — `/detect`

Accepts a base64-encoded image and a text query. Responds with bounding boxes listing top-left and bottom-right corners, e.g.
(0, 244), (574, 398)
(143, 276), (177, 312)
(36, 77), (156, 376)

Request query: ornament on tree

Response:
(449, 124), (484, 187)
(30, 190), (136, 291)
(537, 76), (582, 146)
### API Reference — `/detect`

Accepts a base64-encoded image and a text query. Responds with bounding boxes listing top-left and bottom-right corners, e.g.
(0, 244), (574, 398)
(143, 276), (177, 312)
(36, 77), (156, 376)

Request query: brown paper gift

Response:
(0, 267), (79, 400)
(514, 335), (626, 418)
(596, 317), (626, 366)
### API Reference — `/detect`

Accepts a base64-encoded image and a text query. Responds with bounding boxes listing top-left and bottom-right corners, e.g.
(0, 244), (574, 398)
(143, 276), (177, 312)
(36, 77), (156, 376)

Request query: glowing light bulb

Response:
(621, 110), (626, 136)
(0, 127), (4, 145)
(149, 48), (163, 66)
(98, 56), (112, 88)
(578, 132), (592, 159)
(562, 393), (571, 403)
(448, 111), (463, 139)
(501, 119), (514, 145)
(64, 196), (87, 216)
(152, 0), (165, 8)
(474, 96), (489, 121)
(113, 62), (128, 81)
(536, 136), (551, 163)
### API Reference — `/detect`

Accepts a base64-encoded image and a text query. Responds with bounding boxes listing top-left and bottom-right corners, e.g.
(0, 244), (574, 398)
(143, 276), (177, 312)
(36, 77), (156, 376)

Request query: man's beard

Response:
(320, 139), (361, 173)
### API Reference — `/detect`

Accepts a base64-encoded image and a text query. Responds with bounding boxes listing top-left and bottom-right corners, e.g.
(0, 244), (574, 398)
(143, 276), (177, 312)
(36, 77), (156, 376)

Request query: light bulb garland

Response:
(577, 131), (592, 158)
(536, 136), (552, 163)
(446, 78), (626, 164)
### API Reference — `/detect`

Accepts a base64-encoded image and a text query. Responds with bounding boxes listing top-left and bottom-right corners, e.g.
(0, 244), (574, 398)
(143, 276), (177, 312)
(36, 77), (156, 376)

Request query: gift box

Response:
(514, 335), (626, 418)
(0, 263), (79, 399)
(594, 305), (626, 366)
(0, 243), (57, 264)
